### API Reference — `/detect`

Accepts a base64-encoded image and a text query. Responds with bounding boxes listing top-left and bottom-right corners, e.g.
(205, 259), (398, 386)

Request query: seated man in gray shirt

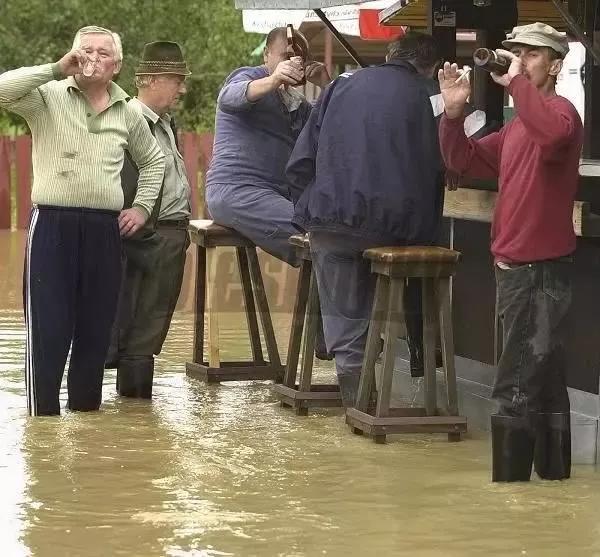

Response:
(205, 27), (330, 267)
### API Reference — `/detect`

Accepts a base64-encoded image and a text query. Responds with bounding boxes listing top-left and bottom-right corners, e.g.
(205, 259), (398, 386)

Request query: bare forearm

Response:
(246, 75), (279, 102)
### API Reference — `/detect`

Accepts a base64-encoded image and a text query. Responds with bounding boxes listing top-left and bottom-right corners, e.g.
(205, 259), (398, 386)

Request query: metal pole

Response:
(550, 0), (600, 65)
(313, 8), (366, 67)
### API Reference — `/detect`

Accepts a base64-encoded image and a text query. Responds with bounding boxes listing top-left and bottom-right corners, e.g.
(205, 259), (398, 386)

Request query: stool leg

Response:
(422, 278), (437, 416)
(246, 247), (282, 372)
(356, 275), (389, 413)
(299, 271), (319, 394)
(438, 277), (459, 416)
(206, 247), (220, 368)
(237, 247), (265, 365)
(192, 245), (206, 365)
(376, 278), (404, 418)
(283, 259), (311, 387)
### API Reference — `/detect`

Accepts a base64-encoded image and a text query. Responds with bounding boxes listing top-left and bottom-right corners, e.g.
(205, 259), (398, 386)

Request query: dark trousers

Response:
(24, 205), (122, 416)
(310, 231), (416, 378)
(493, 259), (572, 417)
(108, 223), (189, 361)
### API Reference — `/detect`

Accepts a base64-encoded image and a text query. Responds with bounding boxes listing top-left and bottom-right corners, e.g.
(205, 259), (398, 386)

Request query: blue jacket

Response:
(287, 60), (443, 244)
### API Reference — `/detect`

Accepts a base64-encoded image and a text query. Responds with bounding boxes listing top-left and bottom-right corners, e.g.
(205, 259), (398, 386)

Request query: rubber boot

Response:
(491, 414), (535, 482)
(338, 374), (361, 409)
(117, 356), (154, 399)
(534, 412), (571, 480)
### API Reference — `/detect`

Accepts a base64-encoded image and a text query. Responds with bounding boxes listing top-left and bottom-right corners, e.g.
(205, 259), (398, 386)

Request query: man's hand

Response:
(491, 49), (523, 88)
(305, 62), (331, 88)
(118, 207), (147, 238)
(438, 62), (471, 119)
(57, 49), (87, 77)
(270, 59), (305, 88)
(445, 170), (461, 191)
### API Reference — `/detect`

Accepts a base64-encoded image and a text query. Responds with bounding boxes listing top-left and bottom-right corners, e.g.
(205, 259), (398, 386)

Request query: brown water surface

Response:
(1, 230), (600, 557)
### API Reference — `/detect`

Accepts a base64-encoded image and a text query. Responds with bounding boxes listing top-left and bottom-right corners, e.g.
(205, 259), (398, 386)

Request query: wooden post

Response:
(583, 0), (600, 158)
(181, 132), (200, 218)
(428, 0), (457, 62)
(0, 137), (11, 229)
(324, 28), (333, 77)
(15, 135), (32, 230)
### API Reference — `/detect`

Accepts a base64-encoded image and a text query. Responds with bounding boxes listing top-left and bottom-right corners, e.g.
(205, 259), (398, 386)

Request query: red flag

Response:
(359, 10), (405, 41)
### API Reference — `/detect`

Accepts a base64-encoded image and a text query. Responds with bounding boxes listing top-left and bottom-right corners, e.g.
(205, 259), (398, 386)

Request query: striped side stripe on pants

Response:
(25, 206), (40, 416)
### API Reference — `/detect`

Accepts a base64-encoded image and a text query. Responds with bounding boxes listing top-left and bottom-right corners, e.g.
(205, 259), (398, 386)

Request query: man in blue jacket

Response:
(286, 32), (444, 407)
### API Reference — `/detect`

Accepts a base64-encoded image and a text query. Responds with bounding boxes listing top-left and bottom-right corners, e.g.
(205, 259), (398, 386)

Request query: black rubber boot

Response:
(534, 412), (571, 480)
(117, 357), (154, 399)
(491, 414), (535, 482)
(338, 374), (361, 409)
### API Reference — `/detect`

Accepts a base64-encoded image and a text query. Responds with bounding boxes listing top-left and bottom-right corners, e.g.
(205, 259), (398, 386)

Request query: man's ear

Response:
(113, 60), (123, 76)
(549, 58), (563, 77)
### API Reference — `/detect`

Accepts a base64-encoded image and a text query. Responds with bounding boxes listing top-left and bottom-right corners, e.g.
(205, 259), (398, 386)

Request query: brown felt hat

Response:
(135, 41), (191, 76)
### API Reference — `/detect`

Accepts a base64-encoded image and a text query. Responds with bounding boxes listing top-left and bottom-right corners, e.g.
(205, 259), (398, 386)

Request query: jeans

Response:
(493, 258), (572, 417)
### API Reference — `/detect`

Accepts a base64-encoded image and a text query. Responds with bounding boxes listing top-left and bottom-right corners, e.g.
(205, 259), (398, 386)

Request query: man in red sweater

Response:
(438, 23), (583, 482)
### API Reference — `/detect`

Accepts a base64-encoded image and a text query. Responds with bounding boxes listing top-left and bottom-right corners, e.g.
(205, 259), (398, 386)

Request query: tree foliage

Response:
(0, 0), (263, 131)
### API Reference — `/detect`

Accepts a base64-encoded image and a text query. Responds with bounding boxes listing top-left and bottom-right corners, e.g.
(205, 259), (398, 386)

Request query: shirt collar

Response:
(66, 77), (129, 107)
(130, 97), (172, 126)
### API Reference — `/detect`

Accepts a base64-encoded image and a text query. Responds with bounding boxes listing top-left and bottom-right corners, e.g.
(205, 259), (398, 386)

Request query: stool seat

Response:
(189, 219), (254, 248)
(364, 246), (461, 264)
(289, 234), (309, 249)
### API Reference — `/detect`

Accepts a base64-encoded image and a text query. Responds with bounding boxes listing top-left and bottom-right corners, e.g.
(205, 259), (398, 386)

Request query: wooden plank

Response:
(443, 188), (599, 237)
(246, 247), (282, 369)
(376, 278), (404, 417)
(356, 275), (389, 412)
(180, 132), (199, 218)
(346, 408), (467, 428)
(0, 137), (11, 229)
(422, 278), (438, 416)
(192, 245), (207, 365)
(283, 259), (311, 387)
(237, 247), (264, 365)
(380, 0), (569, 29)
(299, 272), (319, 392)
(206, 247), (221, 368)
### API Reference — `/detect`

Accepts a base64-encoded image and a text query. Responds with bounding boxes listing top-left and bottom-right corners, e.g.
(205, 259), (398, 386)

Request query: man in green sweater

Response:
(0, 25), (165, 416)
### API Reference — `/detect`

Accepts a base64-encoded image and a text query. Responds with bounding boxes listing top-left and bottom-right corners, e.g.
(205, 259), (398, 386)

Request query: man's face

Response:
(263, 35), (290, 74)
(510, 44), (562, 88)
(152, 74), (187, 112)
(79, 33), (120, 83)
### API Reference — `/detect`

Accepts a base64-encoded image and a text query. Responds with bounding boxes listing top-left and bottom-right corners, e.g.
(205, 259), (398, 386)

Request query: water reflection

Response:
(2, 230), (600, 556)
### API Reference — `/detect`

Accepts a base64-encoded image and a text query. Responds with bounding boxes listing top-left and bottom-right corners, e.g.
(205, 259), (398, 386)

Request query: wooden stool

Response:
(345, 246), (468, 443)
(185, 220), (284, 383)
(272, 234), (342, 415)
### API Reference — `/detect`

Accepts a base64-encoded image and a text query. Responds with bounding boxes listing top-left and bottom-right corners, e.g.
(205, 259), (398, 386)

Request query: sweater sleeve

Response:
(0, 63), (61, 121)
(508, 74), (581, 156)
(217, 67), (265, 113)
(439, 114), (502, 179)
(126, 109), (165, 218)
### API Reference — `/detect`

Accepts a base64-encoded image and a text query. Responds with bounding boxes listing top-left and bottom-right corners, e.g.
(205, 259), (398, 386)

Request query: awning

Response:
(235, 0), (366, 8)
(379, 0), (570, 30)
(242, 1), (402, 39)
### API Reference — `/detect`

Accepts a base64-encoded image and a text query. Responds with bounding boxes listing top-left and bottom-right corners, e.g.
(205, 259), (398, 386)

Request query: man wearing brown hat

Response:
(107, 41), (191, 399)
(438, 23), (583, 482)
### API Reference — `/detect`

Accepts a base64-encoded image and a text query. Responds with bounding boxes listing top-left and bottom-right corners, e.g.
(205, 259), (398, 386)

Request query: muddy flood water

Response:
(2, 230), (600, 557)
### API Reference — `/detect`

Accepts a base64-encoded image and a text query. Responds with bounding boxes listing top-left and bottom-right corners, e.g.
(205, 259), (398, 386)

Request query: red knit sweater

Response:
(439, 75), (583, 263)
